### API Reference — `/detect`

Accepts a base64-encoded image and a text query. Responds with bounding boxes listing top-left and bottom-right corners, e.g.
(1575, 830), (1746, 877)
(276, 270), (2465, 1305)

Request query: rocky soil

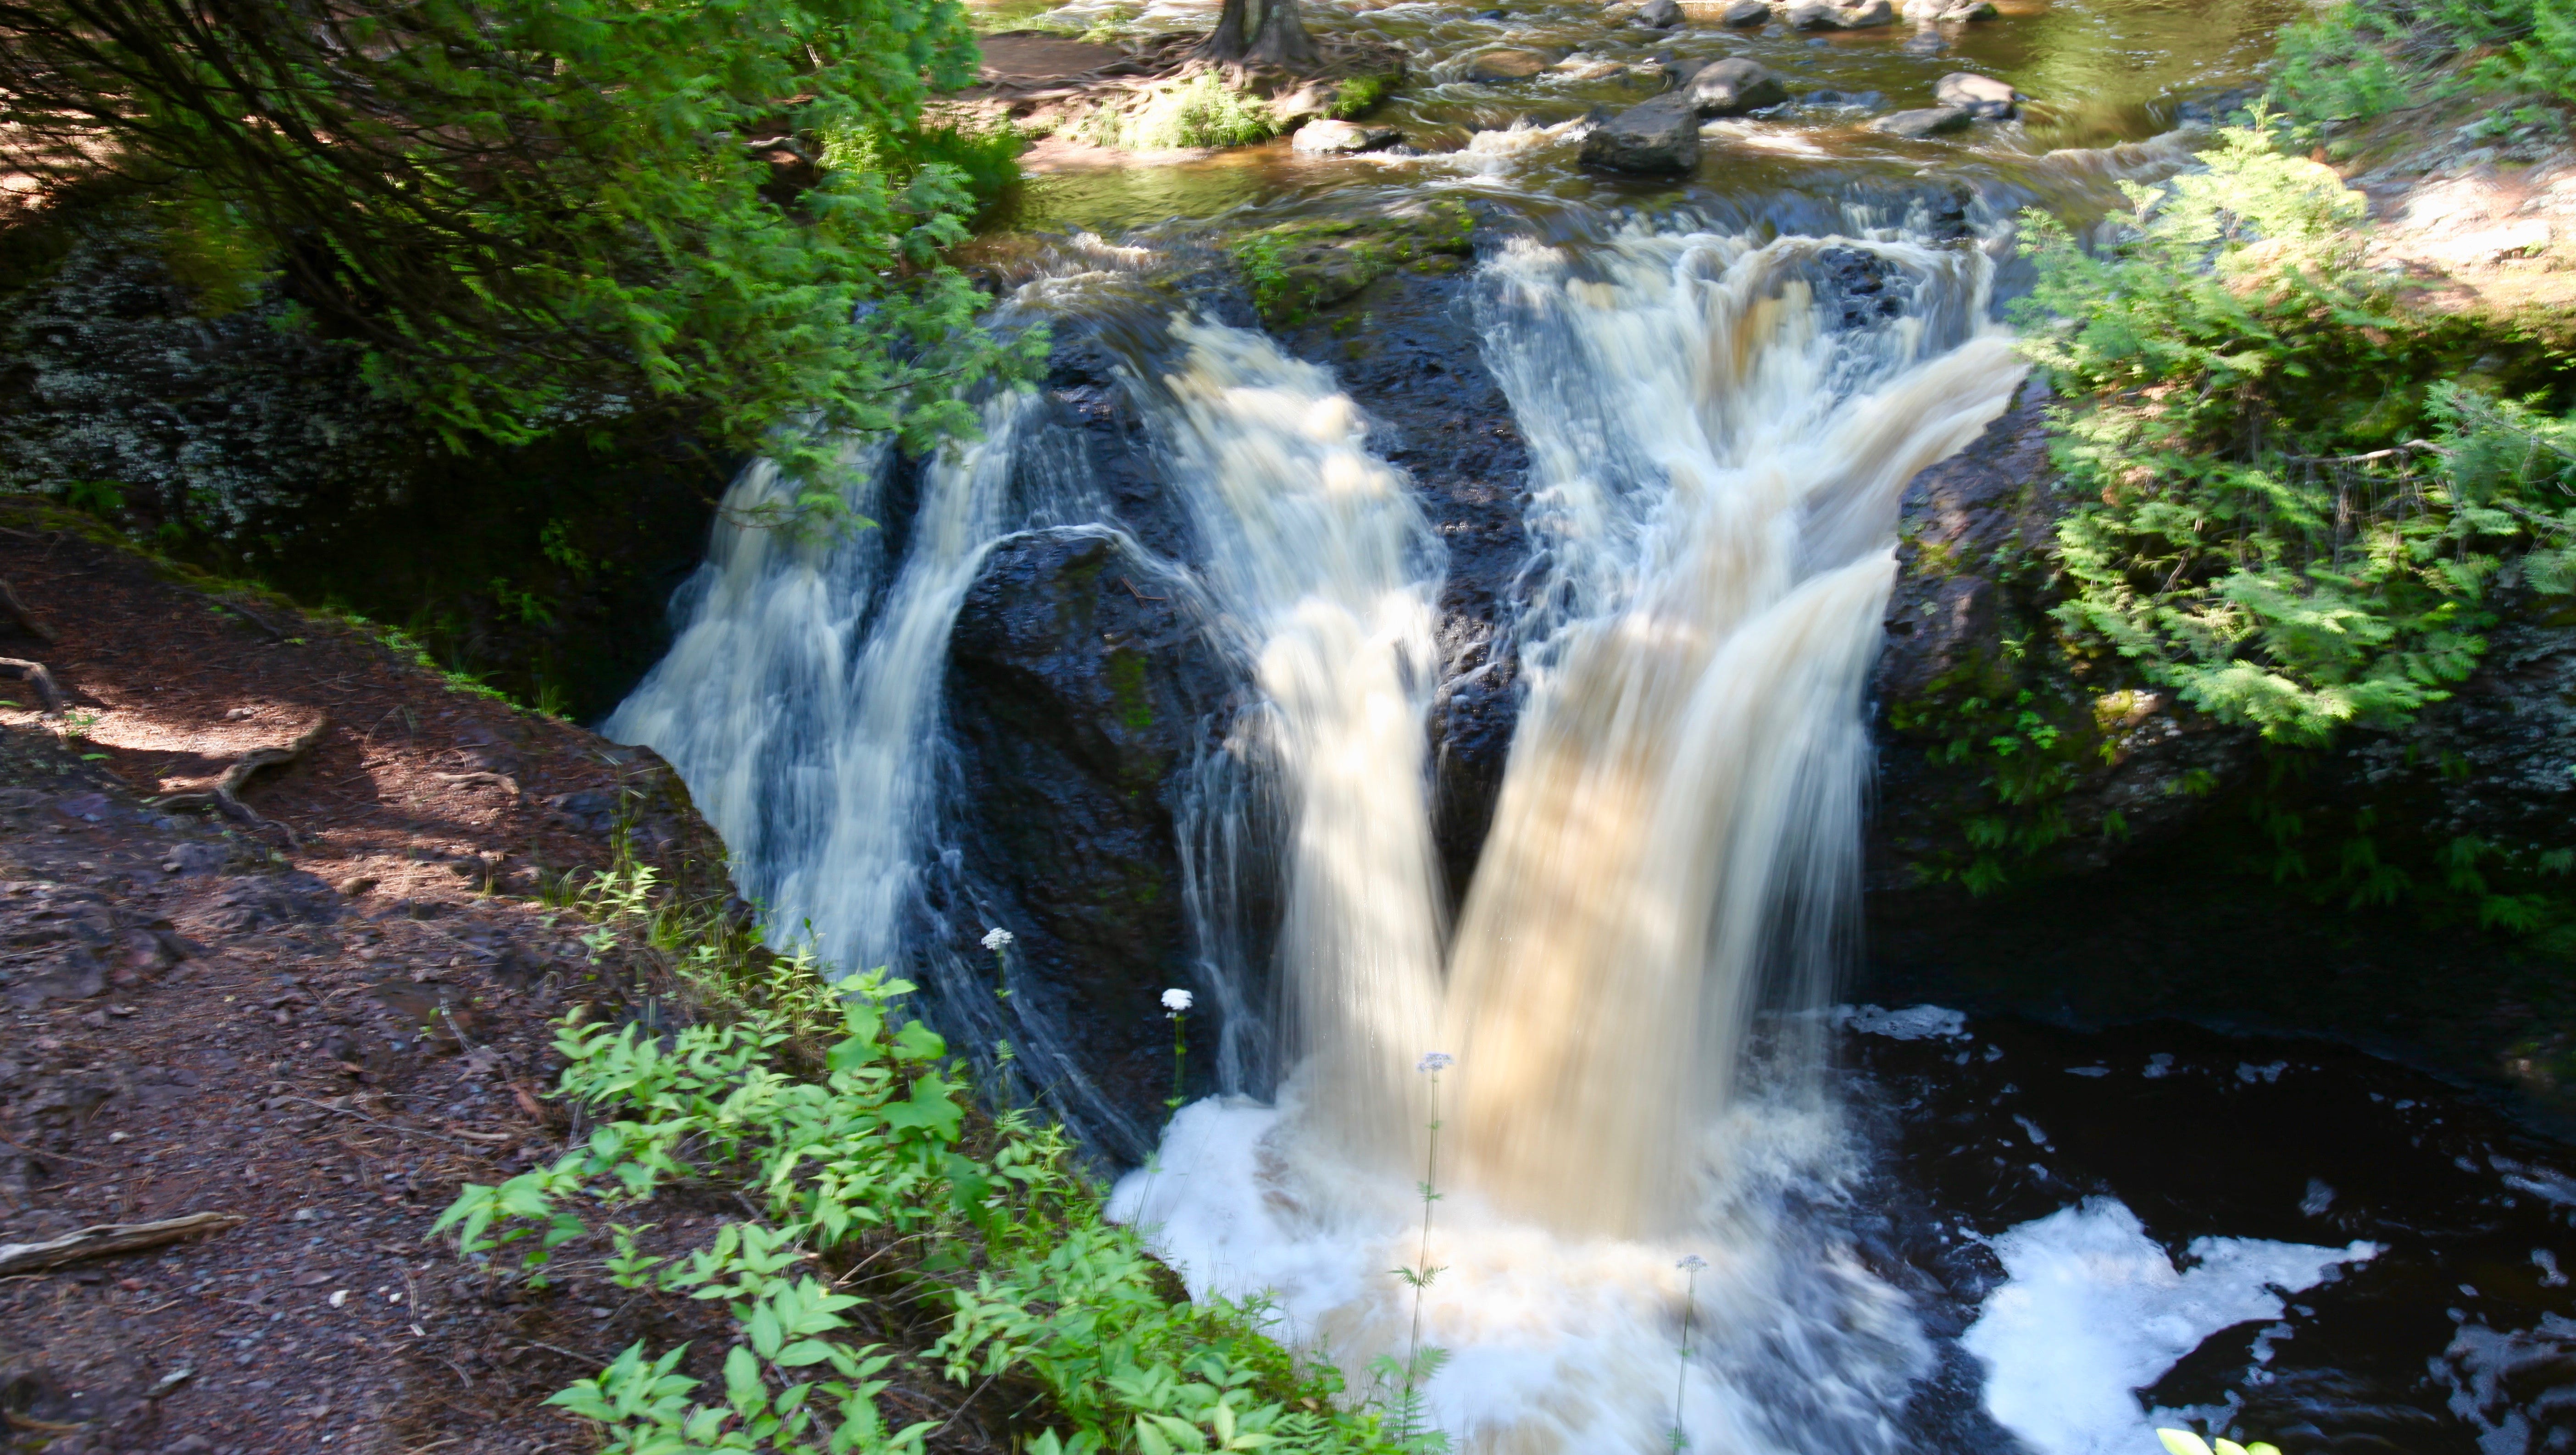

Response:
(0, 507), (729, 1455)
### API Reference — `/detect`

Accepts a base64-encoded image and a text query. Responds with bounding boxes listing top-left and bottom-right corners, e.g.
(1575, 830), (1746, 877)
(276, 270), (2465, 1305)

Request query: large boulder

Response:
(1934, 71), (2020, 117)
(1579, 94), (1702, 173)
(1293, 119), (1403, 153)
(1682, 57), (1789, 114)
(1869, 105), (1973, 136)
(1468, 48), (1553, 81)
(945, 526), (1238, 1154)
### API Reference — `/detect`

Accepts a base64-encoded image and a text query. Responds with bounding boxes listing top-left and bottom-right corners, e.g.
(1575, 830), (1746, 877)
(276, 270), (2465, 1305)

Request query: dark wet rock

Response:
(1633, 0), (1683, 27)
(944, 527), (1236, 1145)
(1683, 57), (1789, 115)
(1468, 48), (1554, 81)
(1802, 87), (1885, 111)
(1580, 94), (1701, 174)
(1870, 105), (1973, 137)
(1723, 0), (1771, 23)
(1870, 377), (2254, 891)
(1292, 119), (1403, 154)
(1256, 220), (1530, 922)
(1225, 200), (1478, 328)
(1934, 71), (2020, 118)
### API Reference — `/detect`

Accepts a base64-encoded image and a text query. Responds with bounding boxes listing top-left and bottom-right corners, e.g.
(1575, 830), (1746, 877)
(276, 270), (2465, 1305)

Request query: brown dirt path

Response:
(0, 505), (727, 1455)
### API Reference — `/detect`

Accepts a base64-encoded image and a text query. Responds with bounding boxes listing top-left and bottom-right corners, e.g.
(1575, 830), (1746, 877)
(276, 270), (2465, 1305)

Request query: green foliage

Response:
(0, 0), (1045, 466)
(436, 862), (1433, 1455)
(2015, 117), (2576, 747)
(1328, 76), (1392, 120)
(1086, 72), (1281, 151)
(2271, 0), (2576, 133)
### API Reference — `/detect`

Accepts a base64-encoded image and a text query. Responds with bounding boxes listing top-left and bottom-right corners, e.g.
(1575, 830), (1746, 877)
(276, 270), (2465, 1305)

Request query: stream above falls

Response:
(604, 2), (2576, 1449)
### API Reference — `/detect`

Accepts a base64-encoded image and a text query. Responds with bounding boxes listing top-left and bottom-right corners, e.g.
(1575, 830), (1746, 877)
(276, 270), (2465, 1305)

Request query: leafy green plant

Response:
(2015, 116), (2576, 748)
(2271, 0), (2576, 137)
(0, 0), (1045, 465)
(434, 858), (1433, 1455)
(1086, 71), (1281, 151)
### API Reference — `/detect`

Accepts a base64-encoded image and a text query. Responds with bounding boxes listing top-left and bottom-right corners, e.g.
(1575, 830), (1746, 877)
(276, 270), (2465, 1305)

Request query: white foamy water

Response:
(1964, 1199), (2379, 1455)
(1126, 226), (2027, 1451)
(1115, 1089), (1930, 1455)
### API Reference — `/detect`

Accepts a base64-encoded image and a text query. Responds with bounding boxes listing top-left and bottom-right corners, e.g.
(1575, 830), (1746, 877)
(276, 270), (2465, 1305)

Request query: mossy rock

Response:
(1225, 199), (1478, 326)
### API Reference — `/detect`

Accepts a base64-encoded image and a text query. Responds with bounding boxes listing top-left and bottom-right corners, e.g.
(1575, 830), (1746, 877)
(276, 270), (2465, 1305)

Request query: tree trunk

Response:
(1199, 0), (1318, 67)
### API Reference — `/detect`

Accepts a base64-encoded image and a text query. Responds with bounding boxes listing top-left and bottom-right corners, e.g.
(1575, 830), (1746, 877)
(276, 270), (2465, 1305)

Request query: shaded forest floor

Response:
(0, 505), (726, 1455)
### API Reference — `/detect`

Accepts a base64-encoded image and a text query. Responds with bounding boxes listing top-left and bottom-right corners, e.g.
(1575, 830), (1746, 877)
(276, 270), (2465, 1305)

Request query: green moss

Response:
(1105, 646), (1153, 731)
(1327, 74), (1393, 119)
(1226, 199), (1477, 327)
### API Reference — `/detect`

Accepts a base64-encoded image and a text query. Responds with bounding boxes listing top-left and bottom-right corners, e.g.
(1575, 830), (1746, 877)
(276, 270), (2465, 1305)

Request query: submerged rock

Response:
(1934, 70), (2020, 118)
(1468, 48), (1554, 81)
(1292, 118), (1403, 153)
(1682, 57), (1789, 114)
(1579, 94), (1702, 173)
(1870, 105), (1973, 136)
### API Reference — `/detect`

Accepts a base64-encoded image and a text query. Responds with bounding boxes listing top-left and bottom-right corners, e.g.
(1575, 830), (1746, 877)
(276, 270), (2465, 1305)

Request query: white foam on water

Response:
(1113, 1091), (1932, 1455)
(1833, 1003), (1969, 1041)
(1964, 1198), (2379, 1455)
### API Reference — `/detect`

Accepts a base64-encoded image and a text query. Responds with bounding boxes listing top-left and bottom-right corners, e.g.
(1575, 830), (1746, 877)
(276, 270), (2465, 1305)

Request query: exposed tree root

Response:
(0, 577), (56, 642)
(157, 714), (331, 845)
(0, 657), (65, 714)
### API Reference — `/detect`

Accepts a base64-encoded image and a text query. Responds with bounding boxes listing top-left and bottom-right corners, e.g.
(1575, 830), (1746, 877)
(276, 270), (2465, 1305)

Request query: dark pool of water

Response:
(1846, 1014), (2576, 1453)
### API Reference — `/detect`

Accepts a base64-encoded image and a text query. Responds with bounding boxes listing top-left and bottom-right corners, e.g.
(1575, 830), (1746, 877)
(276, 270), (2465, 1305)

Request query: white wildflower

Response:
(1416, 1051), (1453, 1074)
(1161, 987), (1194, 1013)
(981, 927), (1014, 951)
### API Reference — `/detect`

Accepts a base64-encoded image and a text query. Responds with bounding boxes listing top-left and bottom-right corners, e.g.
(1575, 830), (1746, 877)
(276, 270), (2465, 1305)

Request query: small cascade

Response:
(608, 389), (1055, 982)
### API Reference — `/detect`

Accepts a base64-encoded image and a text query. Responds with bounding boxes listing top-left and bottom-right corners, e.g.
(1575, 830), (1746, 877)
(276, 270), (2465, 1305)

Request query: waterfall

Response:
(1444, 232), (2024, 1239)
(1117, 226), (2027, 1452)
(608, 392), (1048, 980)
(1139, 321), (1449, 1167)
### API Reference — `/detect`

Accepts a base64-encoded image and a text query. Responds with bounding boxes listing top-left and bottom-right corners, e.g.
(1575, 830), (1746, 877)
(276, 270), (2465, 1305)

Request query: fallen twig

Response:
(0, 1212), (246, 1277)
(0, 657), (64, 714)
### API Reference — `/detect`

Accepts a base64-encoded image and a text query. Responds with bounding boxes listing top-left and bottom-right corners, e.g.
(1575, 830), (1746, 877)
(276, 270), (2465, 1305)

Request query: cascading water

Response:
(606, 367), (1164, 1147)
(1138, 321), (1450, 1166)
(1115, 226), (2026, 1452)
